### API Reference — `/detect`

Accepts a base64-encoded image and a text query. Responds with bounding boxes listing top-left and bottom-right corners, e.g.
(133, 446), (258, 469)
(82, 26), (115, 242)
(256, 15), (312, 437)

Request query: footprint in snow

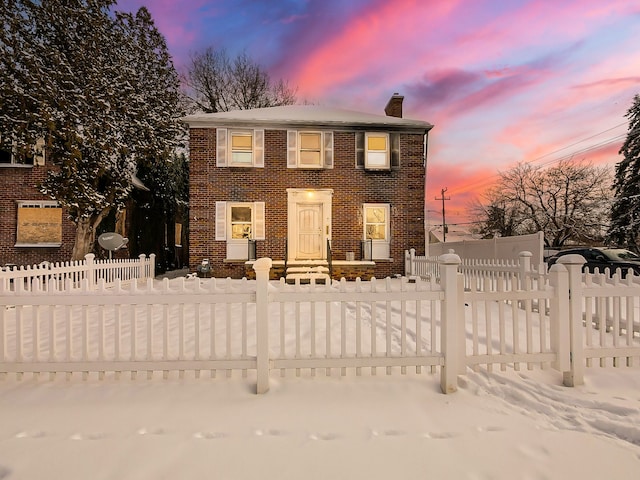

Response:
(370, 429), (405, 437)
(193, 431), (226, 440)
(309, 432), (340, 441)
(0, 465), (10, 480)
(422, 431), (459, 439)
(476, 426), (505, 433)
(254, 429), (287, 437)
(137, 427), (166, 436)
(70, 432), (105, 441)
(14, 431), (45, 439)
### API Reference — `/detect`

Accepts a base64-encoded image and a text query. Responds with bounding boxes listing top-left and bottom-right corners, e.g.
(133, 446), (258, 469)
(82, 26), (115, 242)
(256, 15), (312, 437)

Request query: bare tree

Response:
(183, 47), (297, 113)
(472, 159), (612, 248)
(469, 195), (520, 238)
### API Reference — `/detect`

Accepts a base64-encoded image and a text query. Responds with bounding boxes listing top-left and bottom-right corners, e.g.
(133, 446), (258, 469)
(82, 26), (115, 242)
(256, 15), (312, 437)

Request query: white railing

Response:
(561, 259), (640, 386)
(405, 248), (440, 279)
(0, 253), (156, 291)
(1, 254), (639, 394)
(406, 248), (547, 292)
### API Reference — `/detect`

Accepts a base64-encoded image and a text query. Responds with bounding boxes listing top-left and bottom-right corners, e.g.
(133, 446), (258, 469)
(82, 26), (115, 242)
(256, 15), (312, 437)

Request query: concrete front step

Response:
(285, 265), (330, 284)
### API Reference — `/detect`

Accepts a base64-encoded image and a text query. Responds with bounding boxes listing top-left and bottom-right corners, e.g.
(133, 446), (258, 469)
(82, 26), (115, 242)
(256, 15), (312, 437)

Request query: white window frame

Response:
(216, 128), (264, 168)
(15, 200), (62, 247)
(229, 130), (254, 166)
(363, 203), (390, 259)
(215, 201), (265, 260)
(287, 130), (333, 169)
(365, 133), (390, 170)
(0, 136), (45, 167)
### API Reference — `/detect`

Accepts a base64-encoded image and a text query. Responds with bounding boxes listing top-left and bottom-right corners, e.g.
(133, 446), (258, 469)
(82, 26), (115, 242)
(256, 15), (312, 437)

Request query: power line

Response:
(447, 122), (634, 195)
(529, 122), (628, 164)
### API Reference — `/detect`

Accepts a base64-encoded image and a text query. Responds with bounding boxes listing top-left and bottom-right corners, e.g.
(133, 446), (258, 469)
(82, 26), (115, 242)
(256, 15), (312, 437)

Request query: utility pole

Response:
(435, 187), (450, 242)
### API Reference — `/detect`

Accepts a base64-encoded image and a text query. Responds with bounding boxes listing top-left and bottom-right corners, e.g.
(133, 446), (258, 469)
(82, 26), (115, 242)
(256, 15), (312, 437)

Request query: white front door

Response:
(297, 203), (323, 259)
(287, 189), (333, 261)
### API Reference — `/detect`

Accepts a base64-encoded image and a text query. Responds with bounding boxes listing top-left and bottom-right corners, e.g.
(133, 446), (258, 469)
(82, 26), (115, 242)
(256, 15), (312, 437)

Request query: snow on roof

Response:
(182, 105), (433, 131)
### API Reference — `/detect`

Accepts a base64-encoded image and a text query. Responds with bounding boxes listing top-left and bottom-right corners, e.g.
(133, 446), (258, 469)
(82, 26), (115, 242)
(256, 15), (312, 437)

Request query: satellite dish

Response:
(98, 232), (129, 257)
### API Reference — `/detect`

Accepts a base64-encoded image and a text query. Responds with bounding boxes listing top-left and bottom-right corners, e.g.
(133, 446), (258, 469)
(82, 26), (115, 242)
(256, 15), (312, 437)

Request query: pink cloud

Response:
(282, 0), (464, 99)
(426, 163), (500, 225)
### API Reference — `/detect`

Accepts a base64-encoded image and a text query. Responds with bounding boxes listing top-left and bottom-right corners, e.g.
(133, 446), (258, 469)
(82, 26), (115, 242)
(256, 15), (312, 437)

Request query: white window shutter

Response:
(287, 130), (298, 168)
(215, 201), (227, 240)
(33, 137), (46, 166)
(253, 202), (266, 240)
(216, 128), (227, 167)
(253, 129), (264, 167)
(323, 131), (333, 168)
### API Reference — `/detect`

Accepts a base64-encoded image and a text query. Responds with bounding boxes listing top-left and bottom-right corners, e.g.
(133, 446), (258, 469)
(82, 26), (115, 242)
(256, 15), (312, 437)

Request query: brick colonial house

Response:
(0, 143), (162, 269)
(184, 94), (433, 280)
(0, 143), (76, 267)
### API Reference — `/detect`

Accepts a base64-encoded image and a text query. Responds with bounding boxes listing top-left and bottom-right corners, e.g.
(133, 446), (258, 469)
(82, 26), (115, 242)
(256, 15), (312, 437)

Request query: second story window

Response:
(366, 133), (389, 169)
(230, 132), (253, 165)
(0, 147), (13, 164)
(356, 132), (399, 170)
(287, 130), (333, 169)
(299, 132), (322, 167)
(0, 136), (45, 167)
(216, 128), (264, 167)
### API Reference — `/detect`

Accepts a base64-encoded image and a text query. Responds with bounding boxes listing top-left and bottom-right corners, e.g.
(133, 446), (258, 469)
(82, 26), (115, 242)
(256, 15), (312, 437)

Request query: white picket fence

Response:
(1, 254), (639, 394)
(0, 253), (156, 292)
(406, 248), (545, 291)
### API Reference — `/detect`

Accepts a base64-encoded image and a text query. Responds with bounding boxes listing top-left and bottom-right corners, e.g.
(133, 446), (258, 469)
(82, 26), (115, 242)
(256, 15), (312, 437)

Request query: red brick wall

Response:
(189, 128), (427, 279)
(0, 166), (75, 266)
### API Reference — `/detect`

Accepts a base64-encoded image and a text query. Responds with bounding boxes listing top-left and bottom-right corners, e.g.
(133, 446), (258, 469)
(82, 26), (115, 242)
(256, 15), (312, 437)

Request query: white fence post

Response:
(404, 250), (409, 276)
(439, 251), (462, 394)
(138, 254), (147, 279)
(518, 251), (532, 289)
(254, 257), (272, 394)
(149, 254), (156, 278)
(558, 254), (586, 387)
(84, 253), (96, 287)
(548, 264), (570, 373)
(409, 248), (416, 276)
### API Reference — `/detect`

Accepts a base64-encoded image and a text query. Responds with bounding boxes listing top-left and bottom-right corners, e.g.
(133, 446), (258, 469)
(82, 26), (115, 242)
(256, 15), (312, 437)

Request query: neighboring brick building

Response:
(184, 94), (433, 280)
(0, 145), (75, 267)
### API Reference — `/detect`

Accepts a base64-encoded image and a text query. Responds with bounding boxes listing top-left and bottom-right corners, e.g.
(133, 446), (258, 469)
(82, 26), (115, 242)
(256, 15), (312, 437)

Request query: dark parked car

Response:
(547, 247), (640, 277)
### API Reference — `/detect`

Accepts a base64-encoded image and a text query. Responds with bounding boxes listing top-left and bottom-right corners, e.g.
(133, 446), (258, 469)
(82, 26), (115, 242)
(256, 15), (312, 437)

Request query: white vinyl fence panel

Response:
(1, 253), (155, 292)
(1, 253), (640, 394)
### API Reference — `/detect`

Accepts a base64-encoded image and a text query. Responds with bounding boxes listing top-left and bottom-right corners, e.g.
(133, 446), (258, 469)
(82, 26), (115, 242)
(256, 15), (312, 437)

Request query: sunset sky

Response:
(118, 0), (640, 226)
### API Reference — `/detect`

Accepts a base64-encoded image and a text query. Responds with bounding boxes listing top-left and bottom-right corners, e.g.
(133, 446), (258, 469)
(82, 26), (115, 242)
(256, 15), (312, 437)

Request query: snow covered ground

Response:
(1, 278), (640, 479)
